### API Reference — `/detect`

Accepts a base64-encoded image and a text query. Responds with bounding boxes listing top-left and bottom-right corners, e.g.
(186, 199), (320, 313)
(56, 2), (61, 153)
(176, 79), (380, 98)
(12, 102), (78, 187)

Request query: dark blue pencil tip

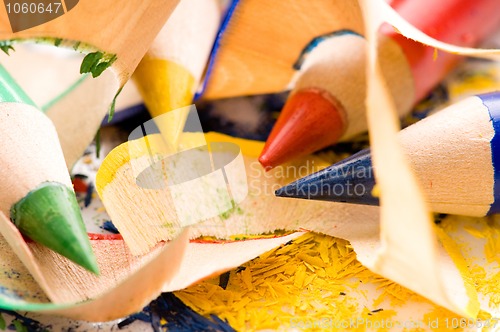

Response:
(274, 187), (287, 197)
(275, 149), (380, 206)
(275, 183), (306, 198)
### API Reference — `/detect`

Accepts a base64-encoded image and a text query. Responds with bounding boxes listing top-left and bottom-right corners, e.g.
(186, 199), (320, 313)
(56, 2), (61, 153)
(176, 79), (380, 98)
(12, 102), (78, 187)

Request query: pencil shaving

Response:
(356, 0), (491, 317)
(97, 132), (382, 255)
(0, 210), (303, 321)
(0, 210), (190, 320)
(378, 0), (500, 61)
(2, 0), (500, 324)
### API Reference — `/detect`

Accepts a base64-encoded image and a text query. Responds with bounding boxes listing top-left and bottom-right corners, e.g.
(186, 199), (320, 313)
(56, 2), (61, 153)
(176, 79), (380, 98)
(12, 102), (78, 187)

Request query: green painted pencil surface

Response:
(0, 65), (99, 274)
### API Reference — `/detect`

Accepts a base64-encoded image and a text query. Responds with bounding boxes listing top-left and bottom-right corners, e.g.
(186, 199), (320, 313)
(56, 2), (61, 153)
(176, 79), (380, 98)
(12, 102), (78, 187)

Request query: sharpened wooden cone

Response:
(11, 182), (99, 274)
(0, 64), (98, 273)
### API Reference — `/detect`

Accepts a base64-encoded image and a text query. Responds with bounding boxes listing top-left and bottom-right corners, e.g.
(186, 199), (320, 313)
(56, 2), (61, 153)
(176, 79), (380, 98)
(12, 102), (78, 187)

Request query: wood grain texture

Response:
(0, 103), (70, 212)
(202, 0), (364, 99)
(45, 68), (120, 168)
(398, 96), (494, 216)
(0, 0), (180, 85)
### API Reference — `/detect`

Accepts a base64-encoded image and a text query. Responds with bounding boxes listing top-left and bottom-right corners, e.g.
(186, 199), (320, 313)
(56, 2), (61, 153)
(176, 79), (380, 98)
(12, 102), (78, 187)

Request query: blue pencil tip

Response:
(275, 182), (310, 199)
(274, 186), (287, 197)
(275, 149), (380, 206)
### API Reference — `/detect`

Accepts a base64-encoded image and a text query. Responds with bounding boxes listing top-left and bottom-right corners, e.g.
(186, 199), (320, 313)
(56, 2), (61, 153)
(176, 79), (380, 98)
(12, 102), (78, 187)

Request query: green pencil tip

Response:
(10, 182), (100, 274)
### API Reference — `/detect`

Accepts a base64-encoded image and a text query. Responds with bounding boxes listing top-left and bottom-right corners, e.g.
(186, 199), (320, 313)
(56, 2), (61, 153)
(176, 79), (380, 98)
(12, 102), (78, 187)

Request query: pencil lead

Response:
(11, 182), (99, 274)
(259, 88), (346, 170)
(276, 149), (378, 206)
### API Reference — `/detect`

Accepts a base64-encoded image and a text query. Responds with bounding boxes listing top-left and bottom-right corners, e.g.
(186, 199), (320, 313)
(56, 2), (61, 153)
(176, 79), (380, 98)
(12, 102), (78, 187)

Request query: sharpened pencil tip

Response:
(10, 182), (100, 274)
(134, 58), (194, 118)
(275, 149), (380, 206)
(274, 186), (286, 197)
(275, 182), (309, 200)
(258, 154), (274, 172)
(259, 88), (347, 169)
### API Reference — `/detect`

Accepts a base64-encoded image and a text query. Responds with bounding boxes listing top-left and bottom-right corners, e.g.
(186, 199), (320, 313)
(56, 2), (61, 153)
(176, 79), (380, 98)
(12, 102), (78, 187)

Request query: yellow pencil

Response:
(134, 0), (221, 144)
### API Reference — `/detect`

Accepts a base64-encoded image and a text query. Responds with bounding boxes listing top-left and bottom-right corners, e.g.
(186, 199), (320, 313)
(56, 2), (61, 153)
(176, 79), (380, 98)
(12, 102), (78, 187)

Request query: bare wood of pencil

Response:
(257, 31), (413, 169)
(0, 0), (180, 168)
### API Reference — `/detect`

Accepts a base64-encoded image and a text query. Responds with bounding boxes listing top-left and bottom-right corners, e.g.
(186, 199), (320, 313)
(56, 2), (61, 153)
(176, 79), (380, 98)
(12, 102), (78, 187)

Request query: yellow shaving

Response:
(97, 128), (342, 255)
(448, 67), (500, 101)
(459, 216), (500, 310)
(96, 134), (174, 195)
(96, 132), (265, 194)
(177, 232), (469, 331)
(177, 233), (368, 330)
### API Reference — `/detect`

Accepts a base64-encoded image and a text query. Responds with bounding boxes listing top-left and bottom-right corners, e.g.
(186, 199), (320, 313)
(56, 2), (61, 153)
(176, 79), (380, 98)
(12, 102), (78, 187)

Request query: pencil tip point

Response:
(274, 187), (285, 197)
(275, 182), (302, 199)
(11, 182), (99, 274)
(258, 154), (274, 171)
(134, 58), (194, 119)
(259, 88), (346, 168)
(277, 149), (379, 205)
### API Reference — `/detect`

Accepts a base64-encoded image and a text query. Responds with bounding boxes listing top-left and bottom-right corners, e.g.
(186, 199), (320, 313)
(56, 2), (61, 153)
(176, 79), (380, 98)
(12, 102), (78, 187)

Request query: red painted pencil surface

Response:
(259, 0), (500, 170)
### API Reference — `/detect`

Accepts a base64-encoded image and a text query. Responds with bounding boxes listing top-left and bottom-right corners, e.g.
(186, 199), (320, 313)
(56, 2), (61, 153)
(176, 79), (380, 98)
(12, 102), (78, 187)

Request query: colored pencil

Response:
(0, 65), (98, 273)
(133, 0), (220, 144)
(276, 91), (500, 217)
(258, 0), (500, 169)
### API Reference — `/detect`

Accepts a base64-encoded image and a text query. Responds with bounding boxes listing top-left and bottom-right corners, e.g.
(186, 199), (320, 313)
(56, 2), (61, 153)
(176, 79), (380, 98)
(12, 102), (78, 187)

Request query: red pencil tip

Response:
(259, 88), (347, 170)
(258, 154), (274, 171)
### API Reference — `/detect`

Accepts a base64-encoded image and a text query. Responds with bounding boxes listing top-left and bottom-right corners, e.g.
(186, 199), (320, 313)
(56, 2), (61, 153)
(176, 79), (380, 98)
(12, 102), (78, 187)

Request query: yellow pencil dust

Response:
(175, 232), (476, 331)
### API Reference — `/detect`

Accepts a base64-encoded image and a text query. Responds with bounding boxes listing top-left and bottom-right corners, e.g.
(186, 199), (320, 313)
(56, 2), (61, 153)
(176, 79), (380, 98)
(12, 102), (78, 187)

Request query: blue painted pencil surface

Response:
(276, 91), (500, 217)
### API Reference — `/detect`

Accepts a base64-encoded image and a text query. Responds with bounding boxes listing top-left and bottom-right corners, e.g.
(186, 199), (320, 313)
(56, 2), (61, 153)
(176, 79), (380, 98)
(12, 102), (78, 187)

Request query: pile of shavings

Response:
(175, 232), (476, 331)
(437, 214), (500, 318)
